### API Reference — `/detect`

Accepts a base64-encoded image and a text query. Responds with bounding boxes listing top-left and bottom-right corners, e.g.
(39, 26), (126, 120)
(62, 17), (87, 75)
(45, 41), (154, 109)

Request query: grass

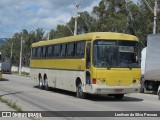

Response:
(0, 96), (22, 112)
(0, 96), (38, 120)
(11, 71), (30, 77)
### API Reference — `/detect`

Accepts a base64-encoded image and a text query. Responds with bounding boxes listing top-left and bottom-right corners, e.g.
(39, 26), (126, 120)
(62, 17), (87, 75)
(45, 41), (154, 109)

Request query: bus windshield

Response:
(93, 40), (140, 68)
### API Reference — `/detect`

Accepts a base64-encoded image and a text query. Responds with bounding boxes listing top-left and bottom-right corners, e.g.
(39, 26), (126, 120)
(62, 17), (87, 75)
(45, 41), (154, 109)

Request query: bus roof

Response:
(32, 32), (138, 47)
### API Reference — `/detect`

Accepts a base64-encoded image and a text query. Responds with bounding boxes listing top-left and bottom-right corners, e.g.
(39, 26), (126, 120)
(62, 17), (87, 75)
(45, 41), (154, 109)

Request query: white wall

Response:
(11, 66), (30, 73)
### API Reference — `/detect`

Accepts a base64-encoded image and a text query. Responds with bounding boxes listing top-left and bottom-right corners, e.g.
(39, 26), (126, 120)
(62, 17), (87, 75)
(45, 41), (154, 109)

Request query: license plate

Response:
(114, 89), (123, 93)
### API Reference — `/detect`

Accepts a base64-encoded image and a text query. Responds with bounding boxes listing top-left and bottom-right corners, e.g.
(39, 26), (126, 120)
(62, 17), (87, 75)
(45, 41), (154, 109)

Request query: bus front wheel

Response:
(76, 82), (86, 99)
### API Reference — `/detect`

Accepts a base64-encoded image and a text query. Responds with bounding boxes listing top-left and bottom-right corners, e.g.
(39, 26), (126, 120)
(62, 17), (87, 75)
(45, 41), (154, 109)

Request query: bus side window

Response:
(47, 46), (53, 58)
(54, 45), (61, 57)
(40, 47), (43, 58)
(37, 47), (41, 58)
(61, 44), (67, 57)
(67, 42), (75, 57)
(76, 41), (85, 58)
(86, 43), (91, 68)
(42, 46), (46, 58)
(45, 46), (48, 58)
(32, 48), (36, 58)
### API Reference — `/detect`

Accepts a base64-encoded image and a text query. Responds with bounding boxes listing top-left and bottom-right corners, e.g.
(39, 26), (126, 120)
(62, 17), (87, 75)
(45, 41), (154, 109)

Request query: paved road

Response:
(0, 74), (159, 120)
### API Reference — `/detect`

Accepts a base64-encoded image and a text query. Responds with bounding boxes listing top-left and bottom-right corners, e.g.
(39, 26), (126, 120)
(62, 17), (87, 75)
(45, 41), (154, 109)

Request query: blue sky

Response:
(0, 0), (139, 38)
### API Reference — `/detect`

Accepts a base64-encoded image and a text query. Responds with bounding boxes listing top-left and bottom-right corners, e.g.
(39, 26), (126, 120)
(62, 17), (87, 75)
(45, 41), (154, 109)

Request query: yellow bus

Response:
(30, 32), (141, 99)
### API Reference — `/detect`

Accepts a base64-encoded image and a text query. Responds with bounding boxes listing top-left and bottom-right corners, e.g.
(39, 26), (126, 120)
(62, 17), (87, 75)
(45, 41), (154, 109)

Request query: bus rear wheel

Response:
(76, 82), (86, 99)
(44, 79), (49, 91)
(39, 77), (44, 89)
(114, 94), (124, 99)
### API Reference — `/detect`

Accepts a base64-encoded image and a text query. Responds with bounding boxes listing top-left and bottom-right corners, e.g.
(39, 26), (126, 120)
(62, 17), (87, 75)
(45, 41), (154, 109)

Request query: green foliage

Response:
(0, 28), (45, 66)
(0, 96), (23, 112)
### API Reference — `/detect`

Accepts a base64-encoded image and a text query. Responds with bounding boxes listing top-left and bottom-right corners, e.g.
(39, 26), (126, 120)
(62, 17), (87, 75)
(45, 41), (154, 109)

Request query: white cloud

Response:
(0, 0), (100, 37)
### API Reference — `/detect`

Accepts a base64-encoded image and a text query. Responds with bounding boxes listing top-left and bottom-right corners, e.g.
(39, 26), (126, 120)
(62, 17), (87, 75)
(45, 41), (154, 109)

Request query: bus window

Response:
(42, 46), (46, 58)
(54, 45), (61, 57)
(32, 48), (36, 58)
(47, 46), (53, 57)
(61, 44), (67, 57)
(67, 43), (75, 57)
(36, 47), (41, 58)
(75, 41), (85, 58)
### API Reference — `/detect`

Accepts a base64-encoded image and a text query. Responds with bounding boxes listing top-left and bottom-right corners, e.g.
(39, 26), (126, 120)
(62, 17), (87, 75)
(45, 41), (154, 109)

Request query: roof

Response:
(32, 32), (138, 47)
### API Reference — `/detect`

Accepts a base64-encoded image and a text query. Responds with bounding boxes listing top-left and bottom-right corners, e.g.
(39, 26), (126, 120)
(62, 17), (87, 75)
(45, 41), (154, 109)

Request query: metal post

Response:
(153, 0), (157, 34)
(48, 32), (50, 40)
(141, 0), (157, 34)
(10, 43), (13, 59)
(74, 2), (81, 35)
(19, 35), (22, 75)
(74, 18), (77, 35)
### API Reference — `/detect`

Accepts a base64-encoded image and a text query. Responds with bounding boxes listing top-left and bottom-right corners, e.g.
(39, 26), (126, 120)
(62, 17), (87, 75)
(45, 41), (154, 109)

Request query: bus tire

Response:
(76, 82), (86, 99)
(158, 91), (160, 100)
(140, 86), (144, 93)
(114, 94), (124, 99)
(43, 75), (50, 91)
(39, 76), (44, 89)
(44, 79), (49, 91)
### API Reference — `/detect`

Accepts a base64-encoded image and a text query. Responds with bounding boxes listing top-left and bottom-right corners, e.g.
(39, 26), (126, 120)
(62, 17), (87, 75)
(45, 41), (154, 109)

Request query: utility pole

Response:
(47, 31), (50, 40)
(10, 43), (13, 59)
(142, 0), (157, 34)
(19, 35), (23, 75)
(74, 2), (81, 35)
(153, 0), (157, 34)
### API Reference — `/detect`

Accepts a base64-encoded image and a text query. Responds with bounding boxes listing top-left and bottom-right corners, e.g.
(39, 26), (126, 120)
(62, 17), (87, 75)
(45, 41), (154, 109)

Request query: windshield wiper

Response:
(128, 61), (132, 70)
(106, 62), (111, 70)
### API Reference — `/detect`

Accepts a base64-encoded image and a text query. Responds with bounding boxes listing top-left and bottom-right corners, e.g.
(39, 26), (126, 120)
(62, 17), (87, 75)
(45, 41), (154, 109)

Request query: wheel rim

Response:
(78, 83), (83, 97)
(44, 80), (48, 89)
(39, 78), (43, 87)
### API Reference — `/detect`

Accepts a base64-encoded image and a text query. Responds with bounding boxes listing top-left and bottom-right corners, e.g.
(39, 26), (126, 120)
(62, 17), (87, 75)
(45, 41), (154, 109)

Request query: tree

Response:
(91, 0), (128, 33)
(49, 11), (93, 39)
(0, 28), (46, 67)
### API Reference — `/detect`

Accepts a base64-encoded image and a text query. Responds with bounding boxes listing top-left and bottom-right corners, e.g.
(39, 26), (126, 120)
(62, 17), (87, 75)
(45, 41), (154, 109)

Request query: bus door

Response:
(85, 41), (92, 91)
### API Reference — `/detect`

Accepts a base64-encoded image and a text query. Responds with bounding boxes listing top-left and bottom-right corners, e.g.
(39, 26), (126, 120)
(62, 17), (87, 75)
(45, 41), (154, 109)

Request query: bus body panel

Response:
(30, 59), (85, 71)
(89, 84), (140, 94)
(30, 68), (85, 92)
(95, 68), (140, 86)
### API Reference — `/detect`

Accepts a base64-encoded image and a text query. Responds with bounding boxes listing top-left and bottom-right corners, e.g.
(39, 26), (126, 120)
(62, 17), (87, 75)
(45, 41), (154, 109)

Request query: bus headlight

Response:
(97, 79), (101, 84)
(133, 79), (136, 83)
(97, 79), (106, 85)
(133, 79), (140, 84)
(101, 79), (106, 85)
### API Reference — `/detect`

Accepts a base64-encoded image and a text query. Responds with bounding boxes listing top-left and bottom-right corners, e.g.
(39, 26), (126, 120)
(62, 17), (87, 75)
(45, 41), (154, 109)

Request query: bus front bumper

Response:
(88, 84), (141, 94)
